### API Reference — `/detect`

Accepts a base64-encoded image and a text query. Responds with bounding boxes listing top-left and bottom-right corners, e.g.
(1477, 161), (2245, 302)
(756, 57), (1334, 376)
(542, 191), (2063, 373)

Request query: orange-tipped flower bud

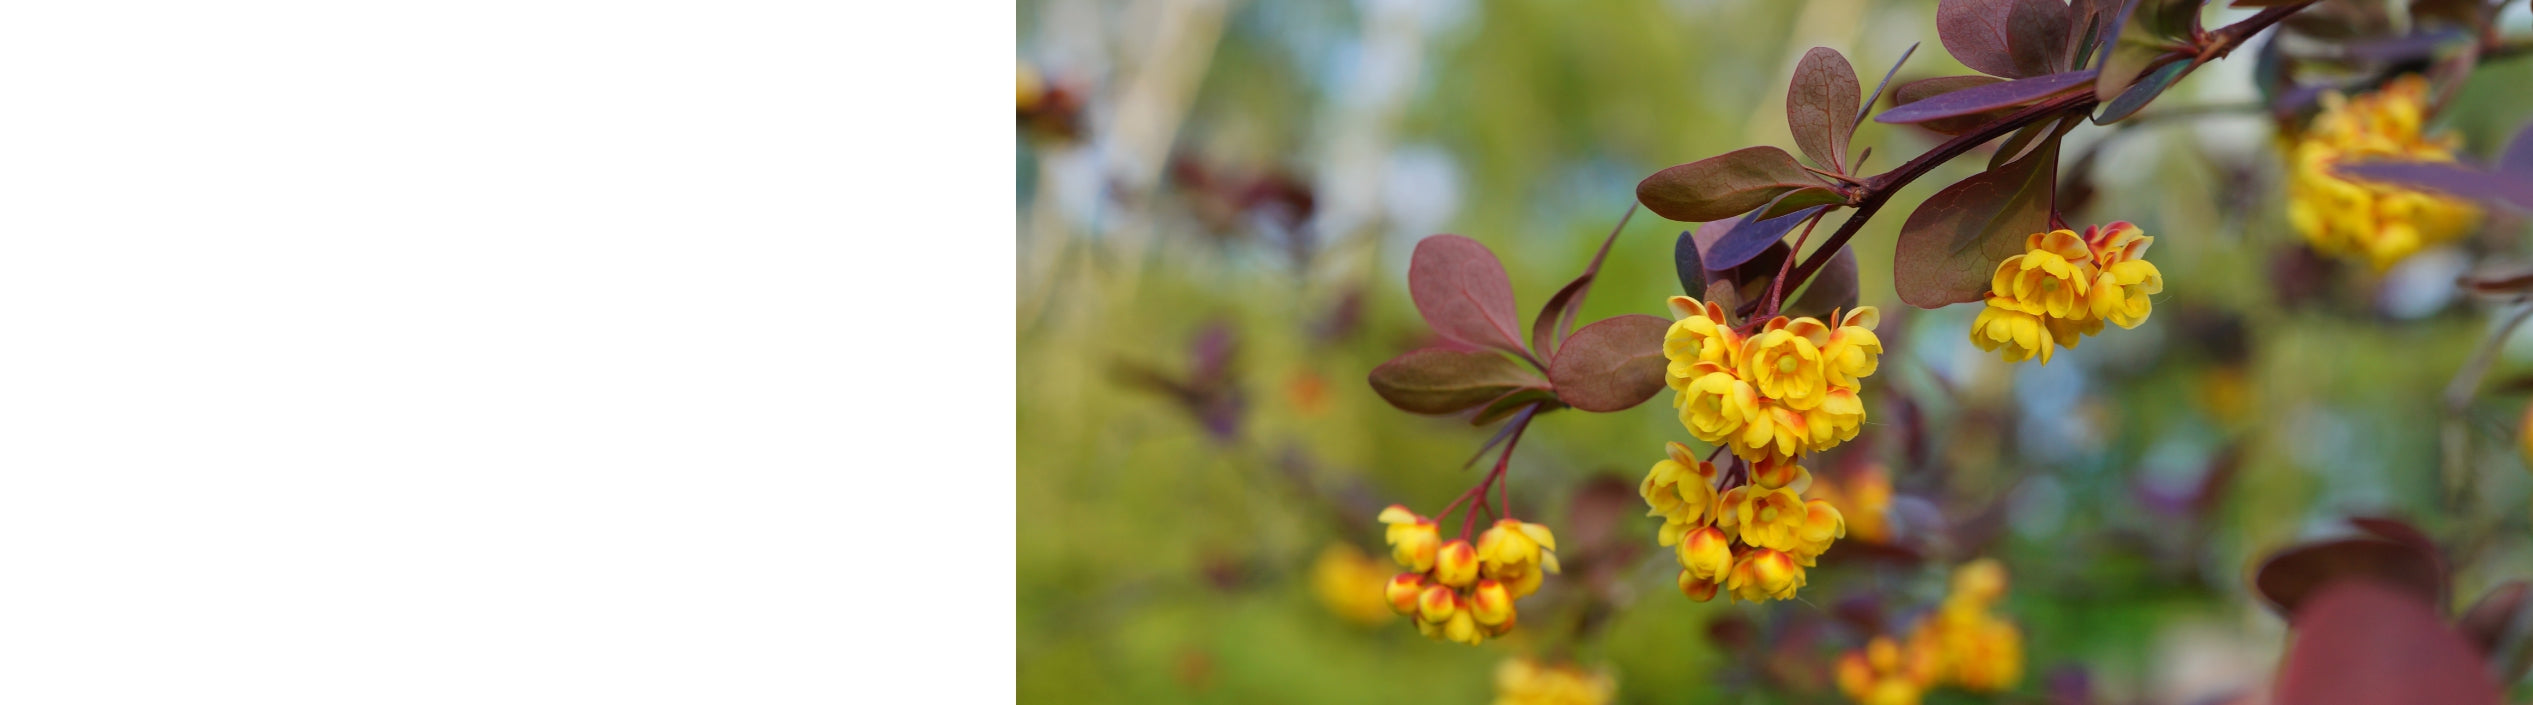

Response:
(1469, 579), (1515, 626)
(1835, 651), (1874, 698)
(1434, 539), (1480, 587)
(1678, 569), (1719, 602)
(1384, 572), (1428, 615)
(1416, 583), (1459, 624)
(1679, 525), (1734, 582)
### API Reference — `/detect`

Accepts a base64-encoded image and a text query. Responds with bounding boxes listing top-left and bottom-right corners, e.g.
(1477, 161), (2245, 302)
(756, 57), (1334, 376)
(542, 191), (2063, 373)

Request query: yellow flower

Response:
(1677, 364), (1759, 445)
(1493, 658), (1617, 705)
(1949, 617), (2024, 692)
(1991, 230), (2094, 319)
(1806, 387), (1866, 448)
(1310, 543), (1396, 626)
(1741, 317), (1832, 411)
(1678, 525), (1735, 582)
(1730, 487), (1810, 552)
(1748, 453), (1811, 490)
(1378, 505), (1441, 572)
(1477, 519), (1558, 576)
(1645, 443), (1719, 546)
(1383, 572), (1428, 615)
(1435, 539), (1481, 588)
(1951, 558), (2009, 607)
(1664, 296), (1745, 389)
(1969, 295), (2058, 365)
(1725, 547), (1805, 601)
(1812, 464), (1893, 543)
(1790, 498), (1846, 560)
(1443, 611), (1484, 645)
(2285, 74), (2481, 270)
(2089, 258), (2163, 329)
(1820, 307), (1884, 389)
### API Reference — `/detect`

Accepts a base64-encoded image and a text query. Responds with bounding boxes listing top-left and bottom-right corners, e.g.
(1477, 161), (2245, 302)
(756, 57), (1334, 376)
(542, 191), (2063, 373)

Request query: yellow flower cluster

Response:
(1492, 657), (1616, 705)
(1376, 505), (1558, 645)
(1653, 298), (1879, 602)
(1643, 442), (1848, 602)
(1309, 543), (1395, 627)
(1834, 559), (2026, 705)
(2286, 74), (2481, 270)
(1970, 223), (2162, 365)
(1665, 298), (1881, 463)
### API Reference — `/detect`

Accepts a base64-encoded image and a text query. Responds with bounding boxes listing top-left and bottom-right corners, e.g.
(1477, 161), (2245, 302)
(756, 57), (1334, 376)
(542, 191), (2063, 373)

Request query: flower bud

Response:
(1469, 579), (1515, 626)
(1677, 569), (1719, 602)
(1678, 525), (1734, 582)
(1415, 584), (1459, 624)
(1434, 539), (1480, 587)
(1384, 573), (1428, 615)
(1443, 611), (1483, 645)
(1953, 558), (2007, 605)
(1476, 520), (1539, 573)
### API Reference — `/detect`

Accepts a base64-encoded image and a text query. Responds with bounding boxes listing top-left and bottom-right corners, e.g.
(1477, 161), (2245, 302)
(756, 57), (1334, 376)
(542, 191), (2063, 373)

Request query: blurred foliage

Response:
(1021, 0), (2533, 703)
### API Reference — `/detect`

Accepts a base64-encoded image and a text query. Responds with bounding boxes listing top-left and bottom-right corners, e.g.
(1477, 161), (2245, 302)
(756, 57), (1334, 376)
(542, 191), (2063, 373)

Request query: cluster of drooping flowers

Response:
(1969, 223), (2163, 365)
(1376, 505), (1558, 645)
(1834, 559), (2027, 705)
(2285, 74), (2481, 270)
(1650, 297), (1880, 602)
(1491, 657), (1616, 705)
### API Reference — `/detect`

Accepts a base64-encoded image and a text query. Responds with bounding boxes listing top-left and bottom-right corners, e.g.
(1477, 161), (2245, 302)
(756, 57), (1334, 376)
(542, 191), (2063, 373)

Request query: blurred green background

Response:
(1019, 1), (2533, 702)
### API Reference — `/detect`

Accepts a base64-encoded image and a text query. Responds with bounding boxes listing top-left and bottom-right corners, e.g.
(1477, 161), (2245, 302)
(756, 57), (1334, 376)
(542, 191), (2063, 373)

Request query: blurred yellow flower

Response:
(1378, 505), (1441, 572)
(1493, 657), (1616, 705)
(1310, 543), (1395, 627)
(1841, 557), (2024, 704)
(2286, 74), (2480, 270)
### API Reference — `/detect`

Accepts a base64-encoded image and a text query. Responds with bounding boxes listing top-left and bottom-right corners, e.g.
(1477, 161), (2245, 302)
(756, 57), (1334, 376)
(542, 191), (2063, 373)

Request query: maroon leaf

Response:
(1368, 347), (1546, 415)
(1893, 131), (2062, 308)
(2092, 0), (2187, 103)
(1858, 42), (1922, 124)
(2348, 516), (2436, 555)
(1637, 147), (1829, 223)
(1891, 75), (2013, 133)
(1784, 245), (1859, 320)
(1706, 202), (1832, 270)
(1874, 69), (2095, 125)
(2094, 59), (2193, 124)
(2007, 0), (2076, 76)
(1546, 315), (1671, 412)
(1940, 0), (2026, 78)
(2273, 581), (2501, 705)
(1789, 47), (1862, 173)
(1408, 235), (1531, 357)
(2254, 538), (2446, 616)
(2458, 581), (2530, 657)
(2336, 161), (2533, 211)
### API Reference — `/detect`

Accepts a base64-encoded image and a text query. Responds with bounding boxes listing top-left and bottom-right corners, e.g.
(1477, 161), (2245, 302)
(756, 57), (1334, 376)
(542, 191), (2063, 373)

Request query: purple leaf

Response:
(1636, 146), (1829, 223)
(2336, 161), (2533, 211)
(1891, 75), (2012, 134)
(2094, 59), (2193, 124)
(1875, 69), (2096, 124)
(2007, 0), (2076, 76)
(1893, 130), (2063, 308)
(1546, 315), (1671, 412)
(2274, 581), (2502, 705)
(1706, 203), (1831, 270)
(1940, 0), (2030, 78)
(1408, 235), (1532, 357)
(1789, 47), (1862, 173)
(2499, 120), (2533, 177)
(1367, 347), (1546, 415)
(2254, 538), (2446, 616)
